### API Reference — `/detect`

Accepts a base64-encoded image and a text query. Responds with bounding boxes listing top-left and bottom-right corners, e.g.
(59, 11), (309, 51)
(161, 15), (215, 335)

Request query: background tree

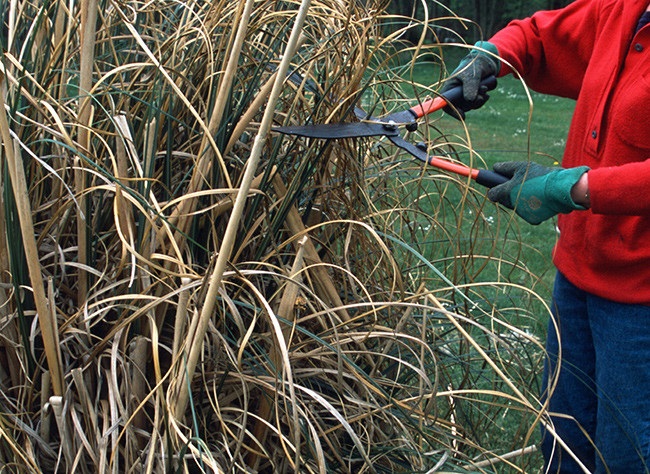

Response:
(388, 0), (575, 43)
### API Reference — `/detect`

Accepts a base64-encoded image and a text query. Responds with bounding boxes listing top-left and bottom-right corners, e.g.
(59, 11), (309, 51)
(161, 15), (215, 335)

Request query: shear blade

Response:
(273, 121), (398, 139)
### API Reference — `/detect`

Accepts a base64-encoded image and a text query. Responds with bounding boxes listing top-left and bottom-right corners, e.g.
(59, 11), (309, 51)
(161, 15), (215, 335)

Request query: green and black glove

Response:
(487, 161), (590, 225)
(442, 41), (501, 120)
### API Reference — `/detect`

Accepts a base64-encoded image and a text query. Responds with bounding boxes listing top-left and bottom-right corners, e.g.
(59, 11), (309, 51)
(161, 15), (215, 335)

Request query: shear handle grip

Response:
(473, 168), (509, 189)
(410, 75), (498, 118)
(427, 155), (508, 188)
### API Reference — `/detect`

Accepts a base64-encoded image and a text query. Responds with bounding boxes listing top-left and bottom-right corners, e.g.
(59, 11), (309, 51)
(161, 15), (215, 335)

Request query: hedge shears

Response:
(273, 76), (508, 188)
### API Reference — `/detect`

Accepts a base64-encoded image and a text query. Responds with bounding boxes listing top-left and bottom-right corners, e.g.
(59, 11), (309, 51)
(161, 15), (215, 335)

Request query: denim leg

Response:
(588, 294), (650, 474)
(541, 272), (598, 473)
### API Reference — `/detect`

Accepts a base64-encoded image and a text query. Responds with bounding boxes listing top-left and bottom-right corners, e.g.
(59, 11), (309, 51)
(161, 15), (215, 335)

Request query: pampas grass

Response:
(0, 0), (554, 472)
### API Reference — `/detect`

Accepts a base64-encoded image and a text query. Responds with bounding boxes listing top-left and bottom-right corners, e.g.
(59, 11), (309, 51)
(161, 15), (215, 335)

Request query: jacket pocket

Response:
(611, 73), (650, 152)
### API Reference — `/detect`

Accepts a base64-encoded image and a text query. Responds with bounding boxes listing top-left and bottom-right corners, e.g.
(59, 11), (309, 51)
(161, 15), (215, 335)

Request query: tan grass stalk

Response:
(172, 277), (192, 362)
(0, 114), (7, 323)
(172, 0), (313, 420)
(73, 154), (87, 304)
(79, 0), (98, 129)
(53, 0), (67, 48)
(271, 173), (350, 323)
(113, 114), (136, 276)
(473, 444), (538, 469)
(107, 329), (125, 474)
(130, 336), (149, 443)
(6, 0), (17, 52)
(51, 395), (75, 467)
(247, 236), (308, 472)
(172, 0), (254, 240)
(276, 236), (308, 345)
(98, 400), (109, 474)
(76, 0), (99, 304)
(143, 118), (156, 182)
(0, 79), (64, 396)
(40, 372), (52, 442)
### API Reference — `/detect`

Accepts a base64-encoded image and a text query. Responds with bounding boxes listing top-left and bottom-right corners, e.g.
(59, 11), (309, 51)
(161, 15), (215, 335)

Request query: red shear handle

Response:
(427, 156), (508, 189)
(410, 76), (498, 119)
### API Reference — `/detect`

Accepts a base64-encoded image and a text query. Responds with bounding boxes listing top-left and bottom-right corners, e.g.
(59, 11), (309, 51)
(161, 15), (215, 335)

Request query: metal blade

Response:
(387, 135), (431, 164)
(377, 109), (418, 127)
(273, 121), (399, 139)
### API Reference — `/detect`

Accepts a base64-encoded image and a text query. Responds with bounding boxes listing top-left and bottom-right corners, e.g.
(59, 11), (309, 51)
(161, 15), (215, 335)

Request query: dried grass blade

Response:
(172, 278), (192, 362)
(71, 367), (98, 443)
(427, 293), (588, 473)
(98, 401), (109, 474)
(473, 444), (538, 469)
(295, 384), (377, 474)
(170, 0), (255, 248)
(247, 236), (308, 471)
(129, 336), (148, 443)
(172, 0), (313, 420)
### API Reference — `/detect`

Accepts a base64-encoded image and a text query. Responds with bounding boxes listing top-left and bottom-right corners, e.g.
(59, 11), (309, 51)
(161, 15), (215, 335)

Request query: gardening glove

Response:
(487, 161), (590, 225)
(442, 41), (500, 120)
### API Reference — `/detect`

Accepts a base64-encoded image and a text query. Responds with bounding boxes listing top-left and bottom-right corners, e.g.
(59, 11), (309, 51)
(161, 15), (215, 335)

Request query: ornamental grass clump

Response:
(0, 0), (551, 472)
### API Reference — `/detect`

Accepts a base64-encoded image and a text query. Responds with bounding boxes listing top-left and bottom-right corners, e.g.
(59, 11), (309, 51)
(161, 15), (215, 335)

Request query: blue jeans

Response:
(541, 272), (650, 473)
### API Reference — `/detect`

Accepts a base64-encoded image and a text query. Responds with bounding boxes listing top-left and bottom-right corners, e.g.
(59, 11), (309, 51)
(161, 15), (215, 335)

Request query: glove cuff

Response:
(474, 41), (501, 74)
(549, 166), (590, 212)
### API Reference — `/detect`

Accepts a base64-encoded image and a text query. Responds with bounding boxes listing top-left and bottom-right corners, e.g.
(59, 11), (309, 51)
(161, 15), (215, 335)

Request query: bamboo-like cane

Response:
(0, 77), (65, 397)
(172, 0), (313, 420)
(76, 0), (98, 305)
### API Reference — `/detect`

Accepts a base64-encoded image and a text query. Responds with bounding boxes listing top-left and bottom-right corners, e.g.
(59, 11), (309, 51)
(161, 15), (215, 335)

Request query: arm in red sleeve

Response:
(589, 161), (650, 215)
(489, 0), (608, 99)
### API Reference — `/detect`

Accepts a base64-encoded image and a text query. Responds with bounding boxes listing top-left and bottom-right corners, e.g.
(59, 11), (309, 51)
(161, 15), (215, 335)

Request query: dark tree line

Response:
(388, 0), (575, 44)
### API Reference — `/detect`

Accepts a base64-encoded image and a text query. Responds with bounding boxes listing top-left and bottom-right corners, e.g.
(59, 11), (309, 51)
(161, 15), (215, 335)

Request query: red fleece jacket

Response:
(490, 0), (650, 304)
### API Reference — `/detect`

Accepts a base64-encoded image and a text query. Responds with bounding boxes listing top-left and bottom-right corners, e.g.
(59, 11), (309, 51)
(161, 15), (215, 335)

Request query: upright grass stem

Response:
(172, 0), (314, 422)
(76, 0), (99, 305)
(0, 77), (64, 396)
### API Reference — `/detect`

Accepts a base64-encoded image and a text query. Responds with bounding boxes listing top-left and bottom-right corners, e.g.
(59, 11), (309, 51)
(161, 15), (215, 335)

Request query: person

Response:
(442, 1), (650, 472)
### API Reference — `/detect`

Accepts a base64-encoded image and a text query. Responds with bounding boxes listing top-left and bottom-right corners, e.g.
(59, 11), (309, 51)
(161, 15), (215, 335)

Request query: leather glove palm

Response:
(487, 161), (590, 225)
(442, 41), (500, 119)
